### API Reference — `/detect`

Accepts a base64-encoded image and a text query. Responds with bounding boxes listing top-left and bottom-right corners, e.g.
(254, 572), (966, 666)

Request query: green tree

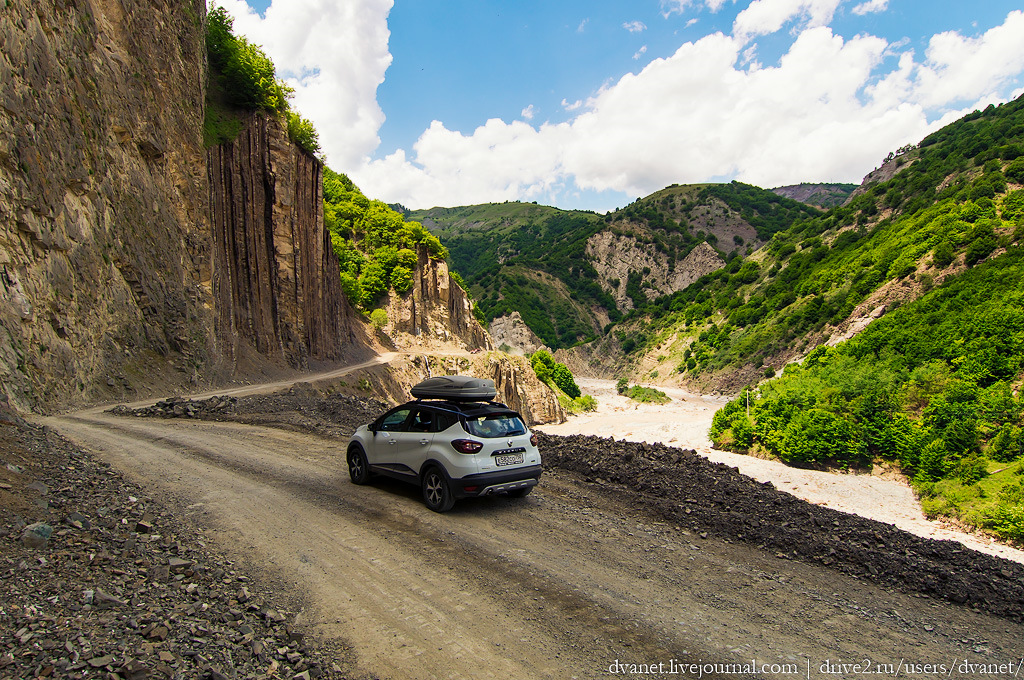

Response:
(287, 112), (320, 156)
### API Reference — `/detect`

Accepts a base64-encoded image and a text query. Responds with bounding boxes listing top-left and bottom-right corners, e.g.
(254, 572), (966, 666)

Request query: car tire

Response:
(421, 467), (455, 513)
(348, 446), (371, 485)
(507, 485), (534, 498)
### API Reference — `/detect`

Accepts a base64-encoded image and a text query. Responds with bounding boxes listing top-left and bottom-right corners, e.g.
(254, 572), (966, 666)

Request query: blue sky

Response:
(224, 0), (1024, 212)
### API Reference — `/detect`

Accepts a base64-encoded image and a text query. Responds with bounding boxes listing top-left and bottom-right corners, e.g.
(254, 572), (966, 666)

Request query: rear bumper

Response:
(451, 464), (543, 498)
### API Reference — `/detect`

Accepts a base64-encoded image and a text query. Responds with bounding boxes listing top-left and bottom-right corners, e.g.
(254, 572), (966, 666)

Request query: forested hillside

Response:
(412, 182), (817, 349)
(695, 95), (1024, 541)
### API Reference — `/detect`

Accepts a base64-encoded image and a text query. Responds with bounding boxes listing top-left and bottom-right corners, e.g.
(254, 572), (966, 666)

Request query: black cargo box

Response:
(411, 375), (497, 401)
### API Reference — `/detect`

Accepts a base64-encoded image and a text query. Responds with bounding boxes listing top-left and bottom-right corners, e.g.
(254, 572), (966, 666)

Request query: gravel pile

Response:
(538, 432), (1024, 622)
(109, 396), (238, 420)
(109, 386), (388, 440)
(0, 410), (352, 679)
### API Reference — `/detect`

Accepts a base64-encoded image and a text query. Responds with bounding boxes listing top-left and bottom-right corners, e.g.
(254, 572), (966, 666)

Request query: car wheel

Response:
(507, 485), (534, 498)
(421, 467), (455, 512)
(348, 446), (370, 485)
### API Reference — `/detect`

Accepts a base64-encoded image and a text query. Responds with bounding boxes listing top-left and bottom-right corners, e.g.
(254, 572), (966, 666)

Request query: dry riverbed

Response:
(538, 378), (1024, 565)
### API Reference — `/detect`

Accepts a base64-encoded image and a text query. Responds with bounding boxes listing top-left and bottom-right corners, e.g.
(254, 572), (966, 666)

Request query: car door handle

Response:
(388, 439), (397, 445)
(419, 439), (429, 445)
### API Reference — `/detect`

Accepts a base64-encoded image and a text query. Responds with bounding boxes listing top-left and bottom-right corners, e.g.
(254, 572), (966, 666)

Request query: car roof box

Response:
(411, 375), (497, 402)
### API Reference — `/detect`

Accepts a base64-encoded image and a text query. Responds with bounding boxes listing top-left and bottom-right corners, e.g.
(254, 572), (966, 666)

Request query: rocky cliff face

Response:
(485, 354), (564, 425)
(207, 113), (368, 369)
(489, 312), (547, 355)
(586, 232), (724, 311)
(383, 250), (491, 351)
(0, 0), (214, 411)
(0, 0), (372, 412)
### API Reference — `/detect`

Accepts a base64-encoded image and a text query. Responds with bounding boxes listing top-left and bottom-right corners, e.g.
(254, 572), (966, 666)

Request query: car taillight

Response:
(451, 439), (484, 454)
(530, 433), (538, 447)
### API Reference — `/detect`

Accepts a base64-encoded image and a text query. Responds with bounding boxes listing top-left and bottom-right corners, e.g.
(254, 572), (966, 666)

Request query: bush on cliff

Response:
(207, 6), (290, 114)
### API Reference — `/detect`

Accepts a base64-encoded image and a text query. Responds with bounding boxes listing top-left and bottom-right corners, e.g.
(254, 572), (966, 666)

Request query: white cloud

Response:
(577, 18), (589, 32)
(213, 0), (393, 172)
(356, 11), (1024, 208)
(733, 0), (841, 41)
(912, 10), (1024, 108)
(219, 2), (1024, 210)
(623, 20), (647, 33)
(851, 0), (888, 16)
(633, 45), (649, 60)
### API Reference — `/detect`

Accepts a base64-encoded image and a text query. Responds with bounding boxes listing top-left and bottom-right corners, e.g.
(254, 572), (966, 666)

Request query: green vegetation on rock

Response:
(323, 168), (450, 311)
(203, 5), (319, 155)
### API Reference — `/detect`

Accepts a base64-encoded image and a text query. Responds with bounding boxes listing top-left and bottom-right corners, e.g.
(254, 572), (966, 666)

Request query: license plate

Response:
(494, 453), (524, 467)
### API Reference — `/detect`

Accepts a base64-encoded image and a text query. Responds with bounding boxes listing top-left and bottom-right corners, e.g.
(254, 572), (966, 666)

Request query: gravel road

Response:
(44, 394), (1024, 680)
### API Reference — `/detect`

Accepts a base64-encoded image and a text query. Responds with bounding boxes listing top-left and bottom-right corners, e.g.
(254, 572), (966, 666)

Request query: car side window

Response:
(379, 408), (412, 432)
(433, 412), (458, 433)
(408, 409), (433, 433)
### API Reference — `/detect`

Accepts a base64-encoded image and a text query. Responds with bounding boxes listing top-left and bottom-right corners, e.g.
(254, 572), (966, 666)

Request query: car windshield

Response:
(463, 414), (527, 438)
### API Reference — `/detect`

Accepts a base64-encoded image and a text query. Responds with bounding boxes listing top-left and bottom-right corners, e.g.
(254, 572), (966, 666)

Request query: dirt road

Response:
(46, 397), (1024, 679)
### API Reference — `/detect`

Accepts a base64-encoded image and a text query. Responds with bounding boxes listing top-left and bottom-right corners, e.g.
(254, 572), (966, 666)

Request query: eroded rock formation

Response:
(586, 232), (725, 311)
(384, 249), (491, 350)
(207, 114), (366, 369)
(489, 312), (547, 355)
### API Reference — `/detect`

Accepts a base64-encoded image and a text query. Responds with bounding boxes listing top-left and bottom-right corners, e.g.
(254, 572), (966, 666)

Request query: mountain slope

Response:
(411, 182), (818, 350)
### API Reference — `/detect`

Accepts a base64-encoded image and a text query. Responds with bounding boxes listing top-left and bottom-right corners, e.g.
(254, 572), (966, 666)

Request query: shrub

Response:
(207, 6), (290, 113)
(778, 408), (866, 468)
(369, 308), (388, 329)
(287, 112), (320, 156)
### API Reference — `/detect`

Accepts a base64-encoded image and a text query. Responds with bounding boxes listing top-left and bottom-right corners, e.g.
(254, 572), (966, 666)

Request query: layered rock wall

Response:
(207, 114), (365, 369)
(0, 0), (214, 411)
(0, 0), (370, 411)
(384, 249), (491, 350)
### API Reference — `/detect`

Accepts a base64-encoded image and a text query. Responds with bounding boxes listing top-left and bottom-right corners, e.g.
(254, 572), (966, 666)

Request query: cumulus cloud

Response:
(660, 0), (730, 17)
(733, 0), (841, 41)
(912, 10), (1024, 108)
(851, 0), (888, 16)
(355, 9), (1024, 208)
(213, 0), (393, 172)
(218, 1), (1024, 210)
(633, 45), (649, 60)
(623, 20), (647, 33)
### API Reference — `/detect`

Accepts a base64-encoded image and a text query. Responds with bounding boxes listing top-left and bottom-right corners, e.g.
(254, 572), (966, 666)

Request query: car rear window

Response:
(463, 414), (527, 438)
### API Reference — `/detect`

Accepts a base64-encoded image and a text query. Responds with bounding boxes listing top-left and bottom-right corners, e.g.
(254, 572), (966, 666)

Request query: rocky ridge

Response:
(540, 433), (1024, 621)
(586, 233), (724, 311)
(383, 248), (491, 351)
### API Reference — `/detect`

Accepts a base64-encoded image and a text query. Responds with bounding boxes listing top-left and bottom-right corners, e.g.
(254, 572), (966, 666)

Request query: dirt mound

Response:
(540, 433), (1024, 621)
(110, 388), (389, 439)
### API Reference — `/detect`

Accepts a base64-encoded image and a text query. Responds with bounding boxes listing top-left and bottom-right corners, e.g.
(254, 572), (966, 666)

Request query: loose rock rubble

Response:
(0, 410), (354, 679)
(539, 433), (1024, 622)
(109, 387), (387, 441)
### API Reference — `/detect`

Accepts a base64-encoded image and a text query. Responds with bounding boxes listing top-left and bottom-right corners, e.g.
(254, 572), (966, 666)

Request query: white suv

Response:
(346, 377), (542, 512)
